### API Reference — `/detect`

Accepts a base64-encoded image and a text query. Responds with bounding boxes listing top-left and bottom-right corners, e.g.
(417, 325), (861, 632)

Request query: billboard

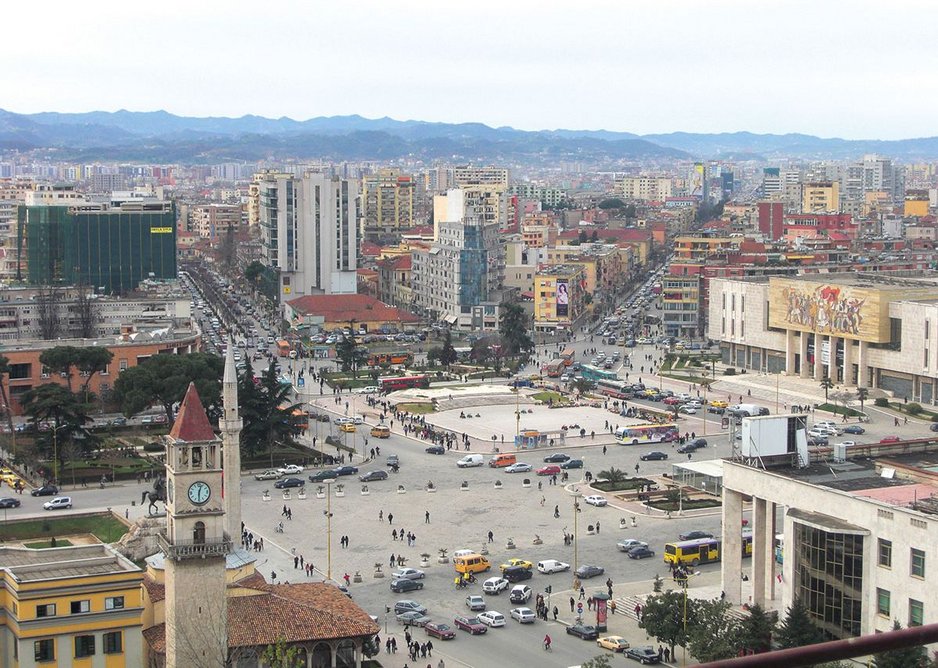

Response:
(689, 163), (705, 198)
(768, 278), (892, 342)
(556, 279), (569, 318)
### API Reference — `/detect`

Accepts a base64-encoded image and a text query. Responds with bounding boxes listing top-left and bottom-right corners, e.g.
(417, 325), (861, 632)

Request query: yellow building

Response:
(673, 235), (741, 262)
(360, 169), (416, 242)
(802, 181), (840, 213)
(904, 190), (930, 218)
(0, 543), (144, 667)
(534, 265), (585, 330)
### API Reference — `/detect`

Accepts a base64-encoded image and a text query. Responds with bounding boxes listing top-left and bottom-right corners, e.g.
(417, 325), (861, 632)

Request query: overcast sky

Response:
(5, 0), (933, 139)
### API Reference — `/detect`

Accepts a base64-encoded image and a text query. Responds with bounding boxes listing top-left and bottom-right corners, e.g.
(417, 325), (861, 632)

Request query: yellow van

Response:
(370, 425), (391, 439)
(454, 553), (491, 575)
(339, 423), (357, 433)
(489, 453), (517, 468)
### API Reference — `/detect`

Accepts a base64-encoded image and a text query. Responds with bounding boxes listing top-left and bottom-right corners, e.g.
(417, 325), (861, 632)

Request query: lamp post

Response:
(681, 570), (702, 667)
(323, 478), (336, 580)
(572, 488), (582, 588)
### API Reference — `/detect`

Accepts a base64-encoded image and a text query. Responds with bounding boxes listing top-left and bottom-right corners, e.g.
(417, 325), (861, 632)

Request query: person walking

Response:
(425, 510), (430, 524)
(569, 596), (575, 612)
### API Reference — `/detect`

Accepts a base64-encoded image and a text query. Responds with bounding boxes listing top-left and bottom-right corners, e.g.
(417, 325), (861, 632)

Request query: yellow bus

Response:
(663, 534), (753, 566)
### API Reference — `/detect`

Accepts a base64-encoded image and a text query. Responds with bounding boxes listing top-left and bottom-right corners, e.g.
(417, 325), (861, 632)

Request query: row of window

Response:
(36, 596), (124, 618)
(33, 631), (122, 662)
(876, 589), (924, 626)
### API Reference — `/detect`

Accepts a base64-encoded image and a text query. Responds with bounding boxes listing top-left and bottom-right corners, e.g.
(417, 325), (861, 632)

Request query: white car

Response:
(351, 416), (364, 425)
(678, 405), (698, 415)
(584, 495), (607, 507)
(617, 538), (648, 552)
(254, 469), (282, 481)
(43, 496), (72, 510)
(510, 607), (536, 624)
(277, 464), (304, 475)
(477, 611), (506, 627)
(505, 463), (532, 474)
(814, 425), (840, 436)
(356, 386), (379, 394)
(537, 560), (570, 574)
(482, 577), (509, 595)
(391, 568), (425, 580)
(837, 441), (858, 447)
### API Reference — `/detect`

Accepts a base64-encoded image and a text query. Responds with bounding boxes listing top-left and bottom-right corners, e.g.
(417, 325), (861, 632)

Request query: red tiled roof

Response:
(143, 575), (165, 603)
(168, 383), (217, 442)
(143, 624), (166, 654)
(360, 241), (382, 256)
(287, 294), (419, 323)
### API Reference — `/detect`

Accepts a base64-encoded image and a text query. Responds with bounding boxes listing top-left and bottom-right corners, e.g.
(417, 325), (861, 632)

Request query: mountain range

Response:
(2, 108), (938, 163)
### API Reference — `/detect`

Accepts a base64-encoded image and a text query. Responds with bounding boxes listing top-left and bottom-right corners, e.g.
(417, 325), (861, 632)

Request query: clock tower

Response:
(159, 382), (230, 668)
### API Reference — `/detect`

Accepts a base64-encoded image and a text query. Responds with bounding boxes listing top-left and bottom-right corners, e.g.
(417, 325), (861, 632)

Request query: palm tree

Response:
(0, 354), (14, 435)
(856, 387), (869, 414)
(597, 467), (627, 484)
(819, 375), (834, 402)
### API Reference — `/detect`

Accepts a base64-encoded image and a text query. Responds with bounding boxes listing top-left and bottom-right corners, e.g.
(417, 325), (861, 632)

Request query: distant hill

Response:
(2, 109), (937, 161)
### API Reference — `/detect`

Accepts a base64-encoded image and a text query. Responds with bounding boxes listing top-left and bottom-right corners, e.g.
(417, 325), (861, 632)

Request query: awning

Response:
(444, 315), (458, 324)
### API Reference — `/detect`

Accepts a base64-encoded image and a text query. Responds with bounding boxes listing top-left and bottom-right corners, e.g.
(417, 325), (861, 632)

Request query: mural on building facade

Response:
(781, 284), (866, 335)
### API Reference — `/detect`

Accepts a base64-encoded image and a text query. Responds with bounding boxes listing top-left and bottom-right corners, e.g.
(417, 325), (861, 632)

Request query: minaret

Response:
(222, 344), (243, 540)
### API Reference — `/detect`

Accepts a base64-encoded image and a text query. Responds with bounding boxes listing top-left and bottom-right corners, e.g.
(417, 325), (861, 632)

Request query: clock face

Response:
(187, 481), (210, 505)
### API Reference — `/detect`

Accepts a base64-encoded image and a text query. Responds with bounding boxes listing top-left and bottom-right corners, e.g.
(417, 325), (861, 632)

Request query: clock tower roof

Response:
(169, 382), (217, 442)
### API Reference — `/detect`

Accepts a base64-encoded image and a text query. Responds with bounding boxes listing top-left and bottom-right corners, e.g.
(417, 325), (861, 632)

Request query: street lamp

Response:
(323, 478), (337, 580)
(680, 570), (702, 667)
(571, 487), (582, 589)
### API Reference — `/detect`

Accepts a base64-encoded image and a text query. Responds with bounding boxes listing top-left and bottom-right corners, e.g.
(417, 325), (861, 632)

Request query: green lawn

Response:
(532, 391), (567, 404)
(0, 514), (127, 543)
(816, 403), (866, 418)
(592, 477), (654, 492)
(647, 498), (721, 511)
(24, 539), (73, 549)
(397, 402), (435, 414)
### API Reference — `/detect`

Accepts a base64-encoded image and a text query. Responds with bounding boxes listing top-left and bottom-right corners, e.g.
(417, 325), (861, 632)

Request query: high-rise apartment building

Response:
(360, 169), (415, 242)
(453, 166), (510, 229)
(190, 203), (242, 241)
(256, 171), (359, 300)
(615, 176), (673, 202)
(802, 181), (840, 213)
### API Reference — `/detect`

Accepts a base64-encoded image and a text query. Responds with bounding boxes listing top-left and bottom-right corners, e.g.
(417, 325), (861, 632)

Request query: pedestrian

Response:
(602, 445), (607, 455)
(426, 639), (433, 656)
(664, 648), (671, 662)
(553, 605), (559, 620)
(579, 586), (585, 600)
(587, 596), (593, 611)
(388, 513), (394, 524)
(595, 520), (600, 533)
(487, 530), (494, 543)
(425, 510), (430, 524)
(570, 596), (575, 612)
(386, 638), (391, 654)
(379, 510), (383, 521)
(609, 600), (616, 615)
(391, 637), (397, 653)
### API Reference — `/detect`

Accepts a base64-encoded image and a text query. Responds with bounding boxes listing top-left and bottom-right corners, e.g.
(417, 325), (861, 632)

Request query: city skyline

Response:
(4, 0), (935, 140)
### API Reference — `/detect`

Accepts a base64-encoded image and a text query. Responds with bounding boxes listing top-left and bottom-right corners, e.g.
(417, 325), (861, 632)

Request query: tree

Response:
(239, 361), (304, 466)
(113, 353), (224, 422)
(578, 230), (588, 243)
(597, 467), (627, 484)
(439, 329), (458, 367)
(20, 383), (95, 477)
(856, 387), (869, 414)
(775, 598), (825, 649)
(245, 260), (265, 286)
(598, 198), (626, 209)
(0, 355), (14, 435)
(260, 637), (304, 668)
(39, 346), (82, 392)
(819, 374), (834, 402)
(737, 603), (776, 654)
(570, 377), (595, 395)
(217, 227), (237, 273)
(638, 589), (688, 658)
(73, 287), (100, 339)
(75, 347), (114, 403)
(336, 332), (366, 378)
(35, 285), (62, 340)
(580, 656), (613, 668)
(686, 597), (742, 663)
(498, 302), (533, 359)
(873, 621), (927, 668)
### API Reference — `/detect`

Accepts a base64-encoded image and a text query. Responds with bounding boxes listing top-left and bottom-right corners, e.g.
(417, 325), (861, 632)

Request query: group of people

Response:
(239, 524), (264, 552)
(402, 630), (433, 661)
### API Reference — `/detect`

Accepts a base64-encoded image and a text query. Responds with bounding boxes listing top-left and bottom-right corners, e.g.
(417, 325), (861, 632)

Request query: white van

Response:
(456, 454), (484, 468)
(730, 403), (769, 417)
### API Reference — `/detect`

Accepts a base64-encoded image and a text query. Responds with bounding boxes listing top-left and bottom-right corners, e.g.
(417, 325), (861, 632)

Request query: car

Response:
(709, 400), (729, 409)
(308, 470), (338, 483)
(566, 622), (600, 640)
(536, 560), (570, 574)
(424, 622), (455, 640)
(536, 465), (561, 476)
(390, 578), (424, 593)
(274, 477), (305, 489)
(477, 611), (506, 627)
(425, 445), (445, 455)
(597, 635), (631, 652)
(510, 607), (536, 623)
(836, 441), (858, 447)
(394, 600), (427, 615)
(504, 463), (533, 474)
(663, 396), (683, 406)
(386, 454), (400, 467)
(561, 459), (584, 469)
(277, 464), (304, 476)
(357, 386), (380, 395)
(31, 485), (59, 497)
(628, 546), (655, 559)
(508, 585), (532, 603)
(502, 566), (533, 583)
(932, 423), (938, 433)
(109, 417), (128, 426)
(843, 425), (866, 434)
(576, 564), (605, 579)
(482, 577), (509, 594)
(254, 469), (282, 481)
(543, 453), (570, 463)
(584, 495), (607, 507)
(391, 567), (425, 580)
(807, 435), (829, 446)
(880, 436), (901, 444)
(339, 423), (357, 433)
(396, 611), (431, 627)
(499, 558), (533, 572)
(331, 466), (359, 476)
(625, 646), (661, 664)
(359, 470), (389, 482)
(678, 405), (698, 415)
(334, 417), (353, 425)
(679, 530), (713, 541)
(453, 615), (488, 634)
(43, 496), (72, 511)
(677, 441), (705, 454)
(465, 595), (486, 611)
(350, 416), (364, 425)
(640, 451), (668, 461)
(0, 497), (20, 508)
(617, 538), (648, 552)
(707, 405), (726, 414)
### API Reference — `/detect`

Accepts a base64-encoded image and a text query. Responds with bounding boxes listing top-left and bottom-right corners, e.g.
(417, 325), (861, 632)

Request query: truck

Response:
(277, 340), (292, 357)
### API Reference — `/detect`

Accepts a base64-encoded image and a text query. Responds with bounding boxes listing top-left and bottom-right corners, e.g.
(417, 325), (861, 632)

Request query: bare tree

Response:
(73, 287), (99, 339)
(35, 285), (62, 340)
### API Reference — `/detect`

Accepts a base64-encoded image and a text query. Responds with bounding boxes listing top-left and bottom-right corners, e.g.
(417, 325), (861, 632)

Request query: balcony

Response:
(157, 531), (231, 561)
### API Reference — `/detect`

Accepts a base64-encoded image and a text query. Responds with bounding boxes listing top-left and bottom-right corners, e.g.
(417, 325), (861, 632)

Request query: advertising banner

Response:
(556, 279), (569, 318)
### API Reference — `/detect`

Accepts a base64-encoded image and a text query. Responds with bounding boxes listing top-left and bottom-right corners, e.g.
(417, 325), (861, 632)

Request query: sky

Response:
(4, 0), (935, 140)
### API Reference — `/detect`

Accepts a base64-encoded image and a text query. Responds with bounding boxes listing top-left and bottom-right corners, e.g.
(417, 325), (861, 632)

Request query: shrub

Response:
(723, 368), (736, 376)
(874, 397), (890, 408)
(906, 403), (923, 415)
(143, 441), (162, 453)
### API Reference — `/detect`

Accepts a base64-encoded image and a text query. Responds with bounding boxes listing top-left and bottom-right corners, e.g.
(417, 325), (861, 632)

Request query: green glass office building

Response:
(17, 202), (177, 294)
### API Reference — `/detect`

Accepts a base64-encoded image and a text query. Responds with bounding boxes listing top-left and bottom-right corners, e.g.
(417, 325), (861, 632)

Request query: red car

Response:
(425, 622), (456, 640)
(537, 465), (562, 476)
(879, 436), (901, 444)
(663, 396), (683, 406)
(453, 615), (488, 635)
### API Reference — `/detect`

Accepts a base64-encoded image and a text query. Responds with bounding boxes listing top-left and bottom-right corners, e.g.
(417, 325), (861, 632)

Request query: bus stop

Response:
(514, 429), (566, 449)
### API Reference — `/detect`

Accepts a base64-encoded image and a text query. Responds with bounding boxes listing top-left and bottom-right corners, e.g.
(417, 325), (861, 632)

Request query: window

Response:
(104, 631), (122, 654)
(878, 539), (892, 568)
(74, 635), (95, 658)
(911, 548), (926, 578)
(34, 639), (54, 662)
(36, 603), (56, 618)
(910, 599), (924, 627)
(70, 600), (90, 614)
(877, 588), (890, 616)
(105, 596), (124, 610)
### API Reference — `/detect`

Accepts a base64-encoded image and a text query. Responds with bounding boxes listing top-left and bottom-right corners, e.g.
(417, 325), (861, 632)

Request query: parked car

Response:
(477, 611), (506, 627)
(561, 459), (583, 469)
(584, 495), (607, 507)
(628, 546), (655, 559)
(453, 615), (488, 634)
(677, 440), (705, 454)
(425, 445), (445, 455)
(679, 530), (713, 541)
(390, 578), (424, 593)
(277, 464), (304, 475)
(309, 470), (338, 483)
(391, 568), (425, 580)
(566, 622), (600, 640)
(510, 607), (536, 623)
(536, 560), (570, 574)
(396, 611), (431, 627)
(543, 453), (570, 463)
(597, 635), (631, 652)
(505, 463), (533, 474)
(625, 645), (662, 664)
(359, 470), (389, 482)
(331, 466), (359, 476)
(274, 477), (305, 489)
(880, 436), (901, 444)
(394, 600), (427, 615)
(43, 496), (72, 511)
(31, 485), (59, 497)
(640, 451), (668, 461)
(482, 577), (509, 594)
(576, 564), (605, 579)
(536, 465), (562, 476)
(465, 595), (486, 611)
(424, 622), (455, 640)
(843, 425), (866, 434)
(0, 497), (21, 508)
(617, 539), (648, 552)
(254, 469), (282, 481)
(509, 585), (532, 603)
